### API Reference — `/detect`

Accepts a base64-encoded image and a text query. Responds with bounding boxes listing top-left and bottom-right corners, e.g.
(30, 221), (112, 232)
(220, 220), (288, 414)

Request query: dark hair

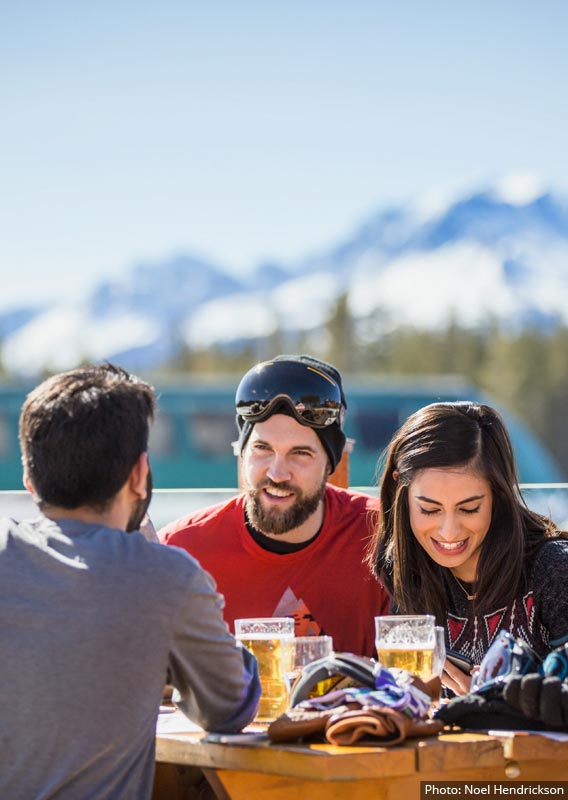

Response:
(19, 363), (156, 510)
(367, 401), (565, 621)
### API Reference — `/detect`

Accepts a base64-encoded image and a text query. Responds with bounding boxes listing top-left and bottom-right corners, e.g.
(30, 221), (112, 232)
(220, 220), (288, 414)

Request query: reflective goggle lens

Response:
(236, 360), (344, 429)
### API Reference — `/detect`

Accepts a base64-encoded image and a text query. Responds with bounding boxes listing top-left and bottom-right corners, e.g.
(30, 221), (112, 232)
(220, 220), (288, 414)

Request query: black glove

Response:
(503, 674), (568, 730)
(434, 691), (546, 731)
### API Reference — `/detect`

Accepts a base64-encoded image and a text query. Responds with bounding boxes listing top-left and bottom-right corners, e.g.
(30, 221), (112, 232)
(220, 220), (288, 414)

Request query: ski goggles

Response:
(289, 652), (390, 707)
(235, 360), (345, 429)
(470, 630), (541, 695)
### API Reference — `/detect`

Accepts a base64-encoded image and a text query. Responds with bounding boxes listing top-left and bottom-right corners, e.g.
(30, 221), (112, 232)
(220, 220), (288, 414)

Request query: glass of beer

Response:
(375, 615), (435, 680)
(234, 617), (295, 721)
(431, 626), (447, 678)
(287, 635), (334, 694)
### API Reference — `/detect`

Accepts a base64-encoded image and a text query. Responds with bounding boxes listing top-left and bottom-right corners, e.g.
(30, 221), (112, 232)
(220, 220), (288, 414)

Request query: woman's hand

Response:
(441, 658), (476, 695)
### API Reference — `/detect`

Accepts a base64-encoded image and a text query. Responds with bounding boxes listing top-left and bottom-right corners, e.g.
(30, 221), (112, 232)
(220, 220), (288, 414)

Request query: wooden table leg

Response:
(152, 763), (222, 800)
(202, 769), (232, 800)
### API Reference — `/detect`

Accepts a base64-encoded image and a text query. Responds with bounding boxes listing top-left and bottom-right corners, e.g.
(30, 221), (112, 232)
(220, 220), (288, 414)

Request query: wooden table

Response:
(153, 710), (568, 800)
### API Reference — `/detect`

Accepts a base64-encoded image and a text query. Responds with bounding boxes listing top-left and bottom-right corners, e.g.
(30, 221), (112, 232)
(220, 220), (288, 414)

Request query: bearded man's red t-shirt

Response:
(159, 484), (389, 657)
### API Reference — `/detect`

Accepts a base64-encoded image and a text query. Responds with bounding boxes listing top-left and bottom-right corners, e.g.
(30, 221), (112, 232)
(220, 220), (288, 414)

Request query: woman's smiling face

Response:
(407, 466), (493, 582)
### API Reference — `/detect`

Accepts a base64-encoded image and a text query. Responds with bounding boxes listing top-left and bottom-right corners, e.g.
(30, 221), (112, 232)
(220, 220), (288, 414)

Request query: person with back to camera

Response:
(366, 401), (568, 696)
(160, 355), (390, 657)
(0, 363), (260, 800)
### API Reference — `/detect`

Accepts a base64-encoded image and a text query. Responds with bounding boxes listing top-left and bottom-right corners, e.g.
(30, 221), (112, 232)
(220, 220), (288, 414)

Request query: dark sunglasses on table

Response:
(470, 630), (541, 695)
(235, 360), (345, 429)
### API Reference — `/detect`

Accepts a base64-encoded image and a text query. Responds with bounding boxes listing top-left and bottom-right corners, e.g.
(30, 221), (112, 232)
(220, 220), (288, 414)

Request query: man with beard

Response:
(160, 355), (389, 656)
(0, 363), (260, 800)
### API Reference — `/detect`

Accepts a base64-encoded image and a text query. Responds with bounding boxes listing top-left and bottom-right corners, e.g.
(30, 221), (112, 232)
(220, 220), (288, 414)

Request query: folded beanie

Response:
(236, 354), (347, 472)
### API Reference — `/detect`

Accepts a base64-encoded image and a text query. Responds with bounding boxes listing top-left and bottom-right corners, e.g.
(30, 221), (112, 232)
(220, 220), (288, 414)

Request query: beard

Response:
(245, 474), (327, 536)
(126, 468), (153, 533)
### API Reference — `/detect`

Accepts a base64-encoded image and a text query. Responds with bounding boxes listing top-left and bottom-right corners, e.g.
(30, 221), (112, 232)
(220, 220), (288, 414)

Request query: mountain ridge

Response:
(3, 177), (568, 375)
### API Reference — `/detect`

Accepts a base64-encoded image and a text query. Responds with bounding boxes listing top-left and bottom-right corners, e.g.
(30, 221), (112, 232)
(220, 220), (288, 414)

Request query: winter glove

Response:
(434, 691), (545, 731)
(325, 707), (443, 746)
(503, 674), (568, 730)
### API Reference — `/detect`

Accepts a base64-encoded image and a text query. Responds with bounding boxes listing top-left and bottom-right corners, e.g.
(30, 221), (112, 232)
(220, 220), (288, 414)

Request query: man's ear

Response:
(129, 452), (149, 499)
(23, 469), (35, 496)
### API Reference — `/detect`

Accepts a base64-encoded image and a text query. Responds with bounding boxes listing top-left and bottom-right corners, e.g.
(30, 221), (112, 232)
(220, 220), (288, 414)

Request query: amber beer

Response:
(238, 635), (294, 720)
(234, 617), (295, 722)
(376, 645), (435, 680)
(288, 671), (337, 698)
(375, 614), (436, 681)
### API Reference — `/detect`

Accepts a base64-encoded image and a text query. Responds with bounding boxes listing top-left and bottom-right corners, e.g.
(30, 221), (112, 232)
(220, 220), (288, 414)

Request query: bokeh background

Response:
(2, 1), (568, 487)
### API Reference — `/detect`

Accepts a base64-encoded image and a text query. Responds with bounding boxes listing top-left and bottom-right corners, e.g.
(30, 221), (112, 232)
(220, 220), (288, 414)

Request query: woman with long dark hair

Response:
(367, 401), (568, 695)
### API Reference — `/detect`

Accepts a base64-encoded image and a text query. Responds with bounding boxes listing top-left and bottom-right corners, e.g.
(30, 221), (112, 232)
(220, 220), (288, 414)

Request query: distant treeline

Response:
(170, 297), (568, 477)
(356, 320), (568, 477)
(3, 298), (567, 476)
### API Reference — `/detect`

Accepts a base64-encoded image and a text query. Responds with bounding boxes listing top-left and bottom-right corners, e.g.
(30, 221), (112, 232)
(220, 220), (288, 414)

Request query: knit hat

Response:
(236, 355), (347, 472)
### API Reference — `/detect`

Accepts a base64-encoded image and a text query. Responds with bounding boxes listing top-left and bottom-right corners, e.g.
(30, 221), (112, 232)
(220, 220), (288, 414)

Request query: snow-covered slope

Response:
(4, 177), (568, 375)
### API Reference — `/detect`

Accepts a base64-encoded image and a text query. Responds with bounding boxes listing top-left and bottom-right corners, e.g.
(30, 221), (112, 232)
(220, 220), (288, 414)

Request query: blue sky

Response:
(2, 1), (568, 308)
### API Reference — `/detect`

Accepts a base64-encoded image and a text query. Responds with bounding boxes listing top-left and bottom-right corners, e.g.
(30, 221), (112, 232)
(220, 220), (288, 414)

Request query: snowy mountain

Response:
(2, 254), (246, 374)
(3, 176), (568, 375)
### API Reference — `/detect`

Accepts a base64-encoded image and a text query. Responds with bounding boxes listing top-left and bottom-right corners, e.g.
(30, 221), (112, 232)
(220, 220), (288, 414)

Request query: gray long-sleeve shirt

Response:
(0, 515), (260, 800)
